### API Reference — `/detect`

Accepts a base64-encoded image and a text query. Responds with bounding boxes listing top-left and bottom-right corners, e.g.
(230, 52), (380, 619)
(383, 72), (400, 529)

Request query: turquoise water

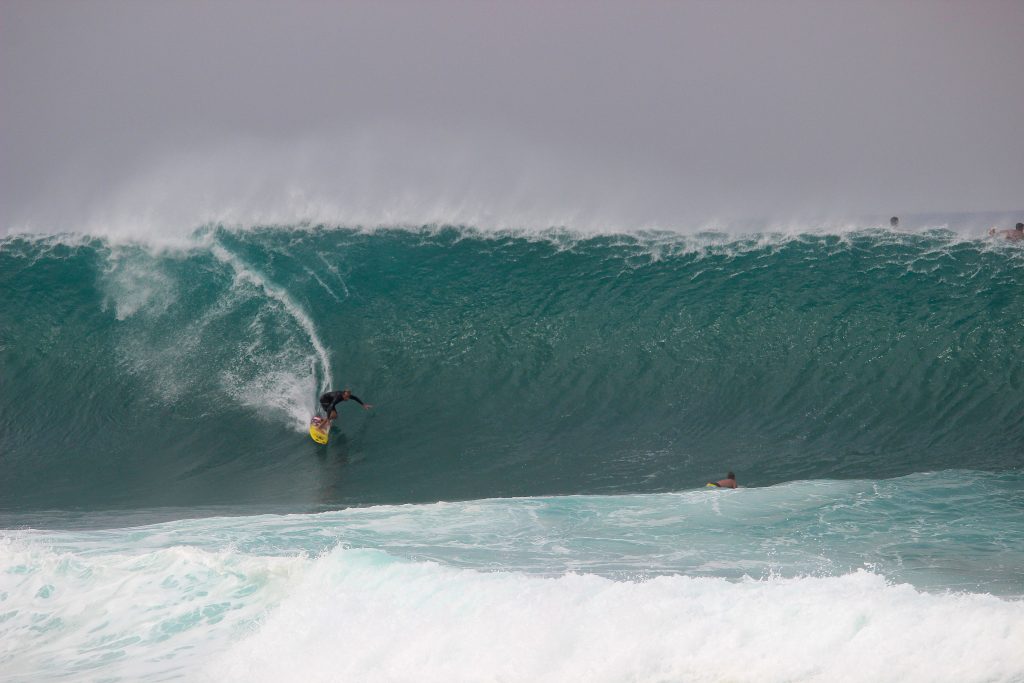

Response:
(2, 223), (1023, 681)
(2, 225), (1022, 509)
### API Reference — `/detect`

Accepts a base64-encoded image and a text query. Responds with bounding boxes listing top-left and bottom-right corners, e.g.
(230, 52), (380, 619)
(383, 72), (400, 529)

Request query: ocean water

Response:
(2, 221), (1023, 681)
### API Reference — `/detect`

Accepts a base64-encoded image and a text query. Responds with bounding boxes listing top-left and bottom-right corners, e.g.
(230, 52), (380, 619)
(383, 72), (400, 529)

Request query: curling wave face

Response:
(1, 224), (1023, 510)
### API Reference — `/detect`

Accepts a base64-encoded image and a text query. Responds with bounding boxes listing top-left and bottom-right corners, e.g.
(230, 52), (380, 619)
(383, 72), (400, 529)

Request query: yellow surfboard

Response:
(309, 416), (330, 444)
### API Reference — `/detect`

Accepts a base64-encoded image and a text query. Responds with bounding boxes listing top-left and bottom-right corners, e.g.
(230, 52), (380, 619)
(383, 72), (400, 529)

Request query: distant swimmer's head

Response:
(726, 471), (735, 480)
(890, 216), (899, 227)
(1016, 223), (1023, 232)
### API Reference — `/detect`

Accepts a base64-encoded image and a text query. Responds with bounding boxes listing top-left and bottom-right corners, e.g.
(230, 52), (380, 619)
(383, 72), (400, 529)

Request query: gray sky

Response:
(2, 0), (1022, 235)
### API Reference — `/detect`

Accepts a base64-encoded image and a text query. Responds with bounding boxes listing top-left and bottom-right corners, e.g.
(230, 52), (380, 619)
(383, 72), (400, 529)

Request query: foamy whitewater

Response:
(2, 219), (1024, 682)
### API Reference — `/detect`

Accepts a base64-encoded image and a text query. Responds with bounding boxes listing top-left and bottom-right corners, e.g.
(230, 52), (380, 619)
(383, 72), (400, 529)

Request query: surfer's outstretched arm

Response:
(349, 394), (373, 410)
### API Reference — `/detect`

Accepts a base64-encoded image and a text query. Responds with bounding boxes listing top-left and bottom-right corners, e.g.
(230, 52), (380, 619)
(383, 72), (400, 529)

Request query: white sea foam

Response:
(0, 535), (305, 682)
(2, 532), (1022, 683)
(203, 552), (1024, 683)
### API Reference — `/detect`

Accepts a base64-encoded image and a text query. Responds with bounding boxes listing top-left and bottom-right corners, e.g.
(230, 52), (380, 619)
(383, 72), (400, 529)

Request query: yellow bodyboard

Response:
(309, 417), (330, 444)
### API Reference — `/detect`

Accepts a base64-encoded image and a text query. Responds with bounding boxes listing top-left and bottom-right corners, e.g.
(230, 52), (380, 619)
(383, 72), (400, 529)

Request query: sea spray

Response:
(209, 242), (333, 397)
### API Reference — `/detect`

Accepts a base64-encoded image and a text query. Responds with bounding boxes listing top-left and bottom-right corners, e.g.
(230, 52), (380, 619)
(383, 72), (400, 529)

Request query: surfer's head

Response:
(890, 216), (899, 227)
(341, 389), (352, 398)
(726, 471), (735, 480)
(1016, 223), (1023, 232)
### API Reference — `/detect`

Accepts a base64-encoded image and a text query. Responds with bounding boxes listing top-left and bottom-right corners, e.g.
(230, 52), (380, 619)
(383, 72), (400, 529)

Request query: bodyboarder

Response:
(988, 223), (1024, 241)
(707, 471), (738, 488)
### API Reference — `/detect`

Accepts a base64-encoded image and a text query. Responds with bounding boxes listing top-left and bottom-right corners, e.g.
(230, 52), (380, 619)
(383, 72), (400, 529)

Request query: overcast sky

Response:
(2, 0), (1022, 234)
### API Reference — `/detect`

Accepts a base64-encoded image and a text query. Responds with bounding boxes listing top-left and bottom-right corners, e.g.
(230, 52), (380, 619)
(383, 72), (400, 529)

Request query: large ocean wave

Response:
(2, 224), (1023, 511)
(3, 222), (1024, 682)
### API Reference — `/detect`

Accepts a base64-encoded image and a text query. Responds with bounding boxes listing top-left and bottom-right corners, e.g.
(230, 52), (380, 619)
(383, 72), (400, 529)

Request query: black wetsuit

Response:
(319, 391), (365, 417)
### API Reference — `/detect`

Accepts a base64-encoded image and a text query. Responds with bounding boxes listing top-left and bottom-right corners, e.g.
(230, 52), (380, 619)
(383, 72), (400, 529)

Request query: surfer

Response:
(707, 471), (738, 488)
(988, 223), (1024, 241)
(319, 389), (373, 420)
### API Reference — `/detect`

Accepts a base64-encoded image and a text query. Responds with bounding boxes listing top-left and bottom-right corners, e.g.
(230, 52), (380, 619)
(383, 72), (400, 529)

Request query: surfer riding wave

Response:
(318, 389), (373, 421)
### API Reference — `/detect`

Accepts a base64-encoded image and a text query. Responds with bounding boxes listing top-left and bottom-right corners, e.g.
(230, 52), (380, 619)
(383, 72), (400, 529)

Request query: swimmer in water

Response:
(988, 223), (1024, 241)
(706, 471), (738, 488)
